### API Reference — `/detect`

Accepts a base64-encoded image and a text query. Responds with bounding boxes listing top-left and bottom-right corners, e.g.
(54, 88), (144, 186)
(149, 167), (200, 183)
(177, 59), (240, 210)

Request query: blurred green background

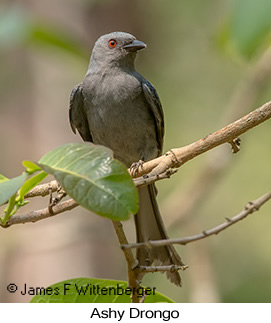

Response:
(0, 0), (270, 303)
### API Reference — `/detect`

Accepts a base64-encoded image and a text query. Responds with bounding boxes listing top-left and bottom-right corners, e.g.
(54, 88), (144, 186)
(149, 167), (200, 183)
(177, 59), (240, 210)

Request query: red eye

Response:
(109, 39), (117, 48)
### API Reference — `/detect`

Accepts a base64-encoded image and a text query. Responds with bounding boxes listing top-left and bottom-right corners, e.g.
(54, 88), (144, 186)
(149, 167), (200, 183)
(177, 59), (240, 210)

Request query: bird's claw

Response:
(130, 160), (144, 177)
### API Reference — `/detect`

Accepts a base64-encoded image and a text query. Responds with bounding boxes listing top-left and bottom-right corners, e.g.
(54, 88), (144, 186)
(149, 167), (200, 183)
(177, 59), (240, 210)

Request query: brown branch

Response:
(121, 191), (271, 250)
(24, 180), (59, 198)
(1, 198), (78, 227)
(133, 168), (178, 187)
(131, 101), (271, 179)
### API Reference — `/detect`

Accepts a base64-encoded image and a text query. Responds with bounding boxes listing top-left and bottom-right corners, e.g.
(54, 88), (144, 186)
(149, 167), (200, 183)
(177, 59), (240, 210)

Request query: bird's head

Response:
(89, 32), (146, 70)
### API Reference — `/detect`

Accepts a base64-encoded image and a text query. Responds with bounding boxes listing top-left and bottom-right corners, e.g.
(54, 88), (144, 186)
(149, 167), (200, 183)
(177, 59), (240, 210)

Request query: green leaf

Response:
(28, 25), (88, 60)
(30, 278), (174, 303)
(0, 173), (28, 206)
(231, 0), (271, 57)
(17, 171), (48, 202)
(218, 0), (271, 59)
(22, 160), (41, 174)
(38, 143), (138, 221)
(0, 7), (88, 59)
(0, 174), (9, 183)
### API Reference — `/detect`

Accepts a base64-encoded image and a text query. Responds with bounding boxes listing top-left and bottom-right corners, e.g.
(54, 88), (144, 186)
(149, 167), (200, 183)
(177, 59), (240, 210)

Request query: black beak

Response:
(123, 39), (146, 52)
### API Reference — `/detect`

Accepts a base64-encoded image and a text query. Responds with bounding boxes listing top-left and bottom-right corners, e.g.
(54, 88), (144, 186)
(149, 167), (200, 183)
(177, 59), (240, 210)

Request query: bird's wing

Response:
(69, 83), (93, 142)
(142, 81), (164, 155)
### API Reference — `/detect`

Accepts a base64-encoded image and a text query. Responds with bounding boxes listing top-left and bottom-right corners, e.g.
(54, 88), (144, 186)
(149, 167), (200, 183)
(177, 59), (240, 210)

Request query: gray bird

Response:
(69, 31), (184, 286)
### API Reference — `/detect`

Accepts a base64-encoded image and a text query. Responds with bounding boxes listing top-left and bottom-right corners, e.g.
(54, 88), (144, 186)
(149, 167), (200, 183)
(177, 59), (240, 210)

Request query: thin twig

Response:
(25, 180), (59, 198)
(138, 264), (188, 273)
(1, 198), (78, 227)
(121, 192), (271, 250)
(133, 168), (178, 187)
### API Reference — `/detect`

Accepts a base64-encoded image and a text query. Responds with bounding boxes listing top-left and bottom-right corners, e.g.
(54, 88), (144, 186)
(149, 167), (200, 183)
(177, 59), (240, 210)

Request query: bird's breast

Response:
(82, 72), (159, 166)
(93, 73), (141, 104)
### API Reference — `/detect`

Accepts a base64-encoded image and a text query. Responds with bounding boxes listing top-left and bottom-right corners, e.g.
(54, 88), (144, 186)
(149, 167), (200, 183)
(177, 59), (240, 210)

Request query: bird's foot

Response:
(130, 160), (144, 177)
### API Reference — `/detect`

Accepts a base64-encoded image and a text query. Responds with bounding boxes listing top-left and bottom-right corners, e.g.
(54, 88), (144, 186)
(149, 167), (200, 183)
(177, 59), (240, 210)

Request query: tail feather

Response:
(134, 184), (184, 286)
